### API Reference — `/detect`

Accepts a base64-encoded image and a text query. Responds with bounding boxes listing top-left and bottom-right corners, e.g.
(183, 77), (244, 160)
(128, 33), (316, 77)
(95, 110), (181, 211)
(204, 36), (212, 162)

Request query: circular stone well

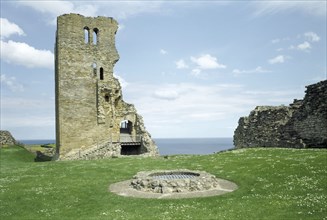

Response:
(131, 170), (219, 193)
(110, 169), (238, 199)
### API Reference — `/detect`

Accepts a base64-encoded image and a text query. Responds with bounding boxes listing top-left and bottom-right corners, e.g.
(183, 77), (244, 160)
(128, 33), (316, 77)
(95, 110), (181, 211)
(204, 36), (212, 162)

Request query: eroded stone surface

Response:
(0, 130), (17, 146)
(234, 80), (327, 148)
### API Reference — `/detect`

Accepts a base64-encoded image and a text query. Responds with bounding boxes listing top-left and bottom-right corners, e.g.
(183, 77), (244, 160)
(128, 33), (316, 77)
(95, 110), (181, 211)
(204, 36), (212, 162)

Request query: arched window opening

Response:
(119, 119), (141, 155)
(100, 67), (104, 80)
(92, 62), (97, 75)
(120, 120), (132, 134)
(84, 27), (90, 44)
(93, 28), (99, 45)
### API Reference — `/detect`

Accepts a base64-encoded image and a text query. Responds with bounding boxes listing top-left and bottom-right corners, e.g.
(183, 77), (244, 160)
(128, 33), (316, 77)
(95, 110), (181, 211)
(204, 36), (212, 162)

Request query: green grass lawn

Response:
(0, 146), (326, 220)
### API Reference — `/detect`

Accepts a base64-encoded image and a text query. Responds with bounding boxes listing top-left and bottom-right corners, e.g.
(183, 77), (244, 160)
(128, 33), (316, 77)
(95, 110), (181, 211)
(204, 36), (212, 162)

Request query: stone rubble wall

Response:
(59, 141), (121, 160)
(131, 170), (220, 194)
(234, 80), (327, 148)
(0, 130), (17, 146)
(60, 140), (157, 160)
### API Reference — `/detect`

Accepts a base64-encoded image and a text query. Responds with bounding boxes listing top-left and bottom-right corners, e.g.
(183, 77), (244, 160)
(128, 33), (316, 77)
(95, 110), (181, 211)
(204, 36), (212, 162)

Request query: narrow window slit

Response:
(100, 67), (104, 80)
(105, 95), (109, 102)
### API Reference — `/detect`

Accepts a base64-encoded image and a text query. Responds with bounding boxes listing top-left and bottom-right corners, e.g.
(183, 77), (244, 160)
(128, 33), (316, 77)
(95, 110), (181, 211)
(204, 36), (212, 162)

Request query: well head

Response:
(131, 169), (220, 194)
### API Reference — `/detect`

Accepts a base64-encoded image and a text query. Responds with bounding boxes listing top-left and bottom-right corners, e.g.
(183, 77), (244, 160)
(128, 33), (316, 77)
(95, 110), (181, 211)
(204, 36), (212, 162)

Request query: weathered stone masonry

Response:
(234, 80), (327, 148)
(55, 14), (158, 160)
(0, 130), (17, 146)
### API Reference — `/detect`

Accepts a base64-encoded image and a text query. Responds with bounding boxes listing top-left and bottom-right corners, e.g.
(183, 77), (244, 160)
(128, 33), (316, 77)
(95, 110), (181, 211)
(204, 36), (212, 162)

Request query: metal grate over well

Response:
(151, 172), (200, 180)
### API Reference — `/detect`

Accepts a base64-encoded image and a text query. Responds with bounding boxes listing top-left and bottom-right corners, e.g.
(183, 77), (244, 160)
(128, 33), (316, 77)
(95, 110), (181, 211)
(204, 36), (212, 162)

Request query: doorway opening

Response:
(120, 120), (132, 134)
(121, 144), (141, 155)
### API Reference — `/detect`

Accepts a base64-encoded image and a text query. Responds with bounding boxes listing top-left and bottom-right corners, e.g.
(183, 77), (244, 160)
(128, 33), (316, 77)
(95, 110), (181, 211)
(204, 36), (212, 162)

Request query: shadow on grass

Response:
(34, 151), (54, 162)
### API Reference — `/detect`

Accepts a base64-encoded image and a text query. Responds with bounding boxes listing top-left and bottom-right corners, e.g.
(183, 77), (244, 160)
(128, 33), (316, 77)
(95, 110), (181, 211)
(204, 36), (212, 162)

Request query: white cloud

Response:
(19, 1), (98, 24)
(98, 1), (164, 19)
(191, 68), (202, 76)
(122, 81), (303, 137)
(0, 40), (54, 69)
(243, 89), (304, 103)
(175, 54), (226, 77)
(153, 89), (179, 100)
(0, 74), (24, 92)
(160, 49), (167, 55)
(19, 1), (164, 24)
(252, 1), (326, 18)
(4, 116), (55, 128)
(1, 97), (54, 128)
(268, 55), (288, 64)
(271, 37), (290, 44)
(297, 41), (312, 51)
(304, 32), (320, 42)
(233, 66), (271, 75)
(1, 96), (55, 139)
(271, 38), (280, 44)
(125, 83), (250, 124)
(273, 32), (319, 53)
(289, 41), (312, 52)
(190, 54), (226, 70)
(2, 96), (53, 109)
(113, 73), (129, 89)
(19, 1), (76, 16)
(175, 59), (189, 69)
(0, 18), (25, 39)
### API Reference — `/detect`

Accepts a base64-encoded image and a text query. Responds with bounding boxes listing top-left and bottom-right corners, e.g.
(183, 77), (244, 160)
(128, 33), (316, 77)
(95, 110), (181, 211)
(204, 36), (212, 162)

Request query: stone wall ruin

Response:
(0, 130), (18, 146)
(234, 80), (327, 148)
(55, 14), (158, 160)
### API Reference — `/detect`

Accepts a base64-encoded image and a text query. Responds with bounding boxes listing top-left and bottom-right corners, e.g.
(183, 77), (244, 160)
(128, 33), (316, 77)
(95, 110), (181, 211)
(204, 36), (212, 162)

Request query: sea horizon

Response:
(20, 137), (234, 155)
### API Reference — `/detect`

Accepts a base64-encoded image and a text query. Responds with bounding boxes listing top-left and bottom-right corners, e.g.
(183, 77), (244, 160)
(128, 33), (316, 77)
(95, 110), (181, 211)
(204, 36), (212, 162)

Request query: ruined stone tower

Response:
(55, 13), (158, 160)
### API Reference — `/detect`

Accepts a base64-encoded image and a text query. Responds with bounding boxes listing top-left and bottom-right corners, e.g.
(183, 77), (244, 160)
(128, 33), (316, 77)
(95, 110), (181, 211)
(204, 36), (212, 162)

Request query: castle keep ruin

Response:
(55, 14), (158, 160)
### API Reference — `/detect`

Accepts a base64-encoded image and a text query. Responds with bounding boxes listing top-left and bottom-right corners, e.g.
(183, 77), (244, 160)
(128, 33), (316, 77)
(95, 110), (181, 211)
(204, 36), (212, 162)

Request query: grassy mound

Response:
(0, 146), (326, 219)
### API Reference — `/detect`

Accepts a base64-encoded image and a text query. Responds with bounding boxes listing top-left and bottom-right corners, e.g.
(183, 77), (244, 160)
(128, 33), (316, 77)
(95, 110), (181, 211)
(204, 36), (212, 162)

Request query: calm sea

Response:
(154, 138), (234, 155)
(20, 138), (234, 155)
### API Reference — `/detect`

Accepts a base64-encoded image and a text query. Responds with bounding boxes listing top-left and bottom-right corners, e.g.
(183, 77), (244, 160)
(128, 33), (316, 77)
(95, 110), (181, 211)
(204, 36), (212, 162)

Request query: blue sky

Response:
(1, 1), (326, 140)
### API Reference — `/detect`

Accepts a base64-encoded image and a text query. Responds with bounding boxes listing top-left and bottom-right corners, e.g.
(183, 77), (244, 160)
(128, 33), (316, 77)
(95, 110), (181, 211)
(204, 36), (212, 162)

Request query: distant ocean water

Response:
(20, 140), (55, 145)
(154, 138), (234, 155)
(20, 138), (234, 155)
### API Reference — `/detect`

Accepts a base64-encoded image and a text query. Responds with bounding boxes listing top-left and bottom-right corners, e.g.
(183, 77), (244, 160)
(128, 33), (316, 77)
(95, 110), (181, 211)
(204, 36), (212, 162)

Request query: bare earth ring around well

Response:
(109, 169), (238, 199)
